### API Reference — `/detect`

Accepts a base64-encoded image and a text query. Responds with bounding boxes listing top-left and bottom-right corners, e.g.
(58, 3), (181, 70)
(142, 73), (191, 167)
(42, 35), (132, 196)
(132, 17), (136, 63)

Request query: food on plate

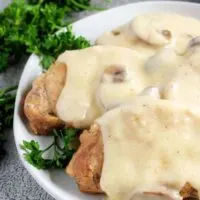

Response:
(67, 97), (200, 199)
(24, 45), (147, 133)
(67, 124), (103, 193)
(20, 128), (80, 169)
(23, 12), (200, 200)
(96, 13), (200, 55)
(25, 39), (200, 134)
(24, 62), (66, 134)
(162, 37), (200, 105)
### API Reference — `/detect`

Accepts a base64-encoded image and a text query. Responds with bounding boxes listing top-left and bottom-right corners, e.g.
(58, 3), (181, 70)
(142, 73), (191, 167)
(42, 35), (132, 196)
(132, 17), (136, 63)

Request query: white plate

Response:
(13, 1), (200, 200)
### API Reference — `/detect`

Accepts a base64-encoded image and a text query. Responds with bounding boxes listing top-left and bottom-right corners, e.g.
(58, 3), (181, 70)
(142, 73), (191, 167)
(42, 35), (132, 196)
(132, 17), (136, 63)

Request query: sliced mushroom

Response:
(145, 48), (180, 73)
(145, 48), (181, 84)
(182, 36), (200, 70)
(187, 36), (200, 49)
(132, 15), (172, 46)
(102, 65), (126, 83)
(112, 30), (121, 36)
(97, 65), (136, 111)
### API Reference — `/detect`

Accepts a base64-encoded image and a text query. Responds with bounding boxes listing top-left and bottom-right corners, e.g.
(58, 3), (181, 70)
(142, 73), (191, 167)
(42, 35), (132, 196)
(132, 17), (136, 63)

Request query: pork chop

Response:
(67, 124), (103, 193)
(66, 125), (199, 199)
(24, 62), (66, 135)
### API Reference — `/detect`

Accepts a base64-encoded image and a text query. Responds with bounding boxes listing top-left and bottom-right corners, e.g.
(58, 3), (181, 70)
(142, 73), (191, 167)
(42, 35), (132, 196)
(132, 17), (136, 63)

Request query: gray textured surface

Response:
(0, 0), (199, 200)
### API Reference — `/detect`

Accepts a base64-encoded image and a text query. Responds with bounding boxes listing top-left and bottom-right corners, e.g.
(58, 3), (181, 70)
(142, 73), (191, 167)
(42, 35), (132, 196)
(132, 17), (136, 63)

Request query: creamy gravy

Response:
(56, 46), (147, 128)
(163, 66), (200, 105)
(56, 13), (200, 128)
(56, 42), (200, 125)
(96, 13), (200, 55)
(162, 40), (200, 105)
(55, 13), (200, 199)
(96, 22), (159, 60)
(97, 97), (200, 200)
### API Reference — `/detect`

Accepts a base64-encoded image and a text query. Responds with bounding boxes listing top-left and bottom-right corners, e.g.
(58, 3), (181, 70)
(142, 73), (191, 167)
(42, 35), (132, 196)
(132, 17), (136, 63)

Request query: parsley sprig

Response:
(37, 26), (91, 70)
(0, 0), (95, 72)
(20, 128), (81, 169)
(0, 86), (17, 160)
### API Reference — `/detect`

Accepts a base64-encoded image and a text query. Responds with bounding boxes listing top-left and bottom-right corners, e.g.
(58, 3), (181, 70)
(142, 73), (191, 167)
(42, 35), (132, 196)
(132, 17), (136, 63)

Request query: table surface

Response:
(0, 0), (199, 199)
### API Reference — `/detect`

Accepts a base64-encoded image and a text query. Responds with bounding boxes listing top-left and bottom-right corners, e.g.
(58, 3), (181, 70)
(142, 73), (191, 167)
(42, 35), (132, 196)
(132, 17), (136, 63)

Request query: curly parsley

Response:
(0, 86), (17, 160)
(0, 0), (96, 72)
(20, 128), (81, 169)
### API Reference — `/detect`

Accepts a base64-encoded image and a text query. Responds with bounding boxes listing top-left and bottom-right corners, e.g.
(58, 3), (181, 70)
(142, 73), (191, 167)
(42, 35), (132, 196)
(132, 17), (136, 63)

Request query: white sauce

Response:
(163, 66), (200, 105)
(96, 13), (200, 55)
(144, 48), (181, 85)
(162, 42), (200, 105)
(97, 97), (200, 200)
(55, 13), (200, 199)
(56, 46), (147, 128)
(132, 13), (200, 52)
(96, 21), (159, 60)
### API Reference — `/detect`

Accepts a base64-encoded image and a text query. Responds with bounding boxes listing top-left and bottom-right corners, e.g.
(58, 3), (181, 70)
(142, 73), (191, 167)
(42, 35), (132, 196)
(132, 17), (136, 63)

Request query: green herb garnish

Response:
(0, 0), (96, 72)
(36, 26), (91, 70)
(0, 86), (17, 160)
(20, 128), (81, 169)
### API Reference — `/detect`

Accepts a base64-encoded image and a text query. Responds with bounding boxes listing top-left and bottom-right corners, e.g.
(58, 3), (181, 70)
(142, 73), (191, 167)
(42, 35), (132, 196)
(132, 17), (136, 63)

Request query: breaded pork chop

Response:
(66, 125), (199, 199)
(24, 62), (66, 135)
(67, 124), (103, 193)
